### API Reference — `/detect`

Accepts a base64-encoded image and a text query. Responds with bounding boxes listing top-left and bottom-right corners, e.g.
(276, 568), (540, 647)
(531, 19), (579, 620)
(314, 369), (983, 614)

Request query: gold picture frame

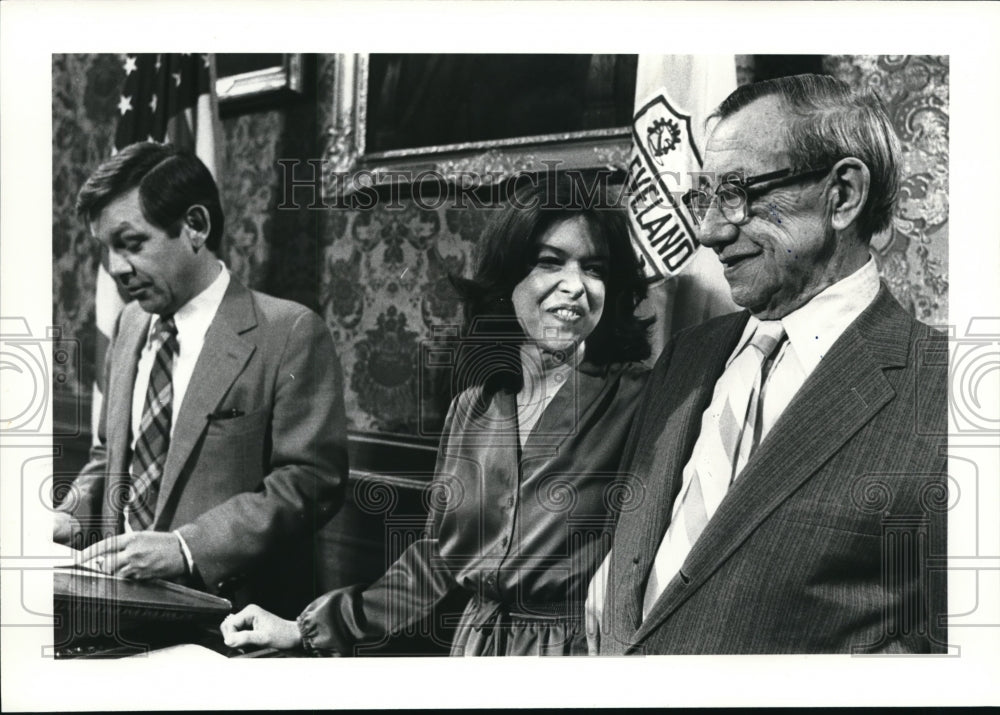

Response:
(216, 53), (305, 104)
(323, 54), (633, 192)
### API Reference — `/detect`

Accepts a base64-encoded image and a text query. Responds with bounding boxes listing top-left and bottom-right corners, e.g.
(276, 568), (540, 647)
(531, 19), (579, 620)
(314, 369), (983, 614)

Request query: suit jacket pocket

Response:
(202, 408), (269, 488)
(770, 502), (885, 537)
(205, 408), (269, 436)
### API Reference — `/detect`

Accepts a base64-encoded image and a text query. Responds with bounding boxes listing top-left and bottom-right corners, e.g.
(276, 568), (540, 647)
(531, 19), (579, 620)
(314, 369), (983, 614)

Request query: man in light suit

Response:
(54, 142), (348, 617)
(591, 74), (947, 653)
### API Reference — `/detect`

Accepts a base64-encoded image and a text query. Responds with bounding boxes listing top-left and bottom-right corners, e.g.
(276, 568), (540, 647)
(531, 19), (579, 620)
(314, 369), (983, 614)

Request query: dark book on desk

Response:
(54, 566), (231, 625)
(54, 566), (234, 657)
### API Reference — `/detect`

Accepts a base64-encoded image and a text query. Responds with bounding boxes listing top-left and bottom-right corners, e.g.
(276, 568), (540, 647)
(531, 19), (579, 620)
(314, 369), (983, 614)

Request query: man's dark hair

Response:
(711, 73), (901, 240)
(450, 173), (651, 394)
(75, 141), (225, 252)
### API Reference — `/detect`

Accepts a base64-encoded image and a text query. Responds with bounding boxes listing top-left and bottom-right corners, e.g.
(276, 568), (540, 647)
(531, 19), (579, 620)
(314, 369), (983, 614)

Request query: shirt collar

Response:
(729, 257), (880, 372)
(146, 262), (230, 347)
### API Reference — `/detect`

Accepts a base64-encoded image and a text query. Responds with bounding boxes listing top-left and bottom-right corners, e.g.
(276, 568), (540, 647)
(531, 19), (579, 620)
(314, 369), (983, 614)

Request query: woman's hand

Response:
(220, 605), (302, 651)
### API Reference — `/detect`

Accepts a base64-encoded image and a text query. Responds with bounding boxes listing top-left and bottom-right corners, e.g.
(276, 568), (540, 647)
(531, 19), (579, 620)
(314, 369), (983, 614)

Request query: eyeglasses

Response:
(681, 166), (833, 227)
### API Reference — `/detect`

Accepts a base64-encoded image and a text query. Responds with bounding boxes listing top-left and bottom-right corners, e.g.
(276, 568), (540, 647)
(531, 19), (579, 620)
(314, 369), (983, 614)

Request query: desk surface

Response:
(54, 621), (285, 659)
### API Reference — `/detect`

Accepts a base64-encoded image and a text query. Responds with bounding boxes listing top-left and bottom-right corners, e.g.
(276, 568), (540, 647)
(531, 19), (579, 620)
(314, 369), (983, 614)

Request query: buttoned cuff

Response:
(296, 586), (369, 656)
(173, 530), (195, 575)
(297, 610), (338, 657)
(297, 611), (320, 654)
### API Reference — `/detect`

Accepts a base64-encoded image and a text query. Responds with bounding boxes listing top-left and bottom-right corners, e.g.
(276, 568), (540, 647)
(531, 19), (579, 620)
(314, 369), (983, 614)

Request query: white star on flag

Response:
(172, 72), (182, 87)
(149, 94), (157, 113)
(117, 95), (133, 116)
(123, 56), (138, 76)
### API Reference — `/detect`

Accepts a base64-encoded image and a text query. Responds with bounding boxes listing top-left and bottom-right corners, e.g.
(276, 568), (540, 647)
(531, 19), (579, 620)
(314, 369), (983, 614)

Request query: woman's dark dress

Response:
(298, 361), (648, 656)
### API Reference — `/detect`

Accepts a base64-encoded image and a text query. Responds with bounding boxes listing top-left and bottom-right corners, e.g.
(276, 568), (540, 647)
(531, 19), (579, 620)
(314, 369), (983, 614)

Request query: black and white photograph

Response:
(1, 1), (998, 710)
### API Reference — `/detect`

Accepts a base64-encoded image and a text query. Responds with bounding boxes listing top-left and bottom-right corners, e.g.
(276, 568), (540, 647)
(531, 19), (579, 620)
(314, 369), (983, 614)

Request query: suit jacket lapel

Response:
(616, 312), (750, 633)
(633, 287), (909, 644)
(103, 308), (149, 523)
(154, 280), (258, 524)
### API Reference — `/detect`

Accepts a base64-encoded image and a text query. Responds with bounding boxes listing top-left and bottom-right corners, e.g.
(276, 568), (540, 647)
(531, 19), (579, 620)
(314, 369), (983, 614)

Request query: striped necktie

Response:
(642, 320), (786, 618)
(127, 315), (178, 531)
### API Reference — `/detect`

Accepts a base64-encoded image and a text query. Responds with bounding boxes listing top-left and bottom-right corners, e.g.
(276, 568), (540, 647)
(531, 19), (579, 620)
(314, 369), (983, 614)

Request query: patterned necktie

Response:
(127, 316), (178, 531)
(642, 320), (786, 617)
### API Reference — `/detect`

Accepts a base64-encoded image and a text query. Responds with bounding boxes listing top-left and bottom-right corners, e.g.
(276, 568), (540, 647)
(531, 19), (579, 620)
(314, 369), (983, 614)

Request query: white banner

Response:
(626, 56), (740, 347)
(626, 89), (704, 280)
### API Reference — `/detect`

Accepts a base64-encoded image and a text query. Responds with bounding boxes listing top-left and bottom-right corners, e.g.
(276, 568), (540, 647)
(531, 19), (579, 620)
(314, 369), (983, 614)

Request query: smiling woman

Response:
(511, 215), (607, 360)
(220, 174), (654, 656)
(448, 175), (652, 394)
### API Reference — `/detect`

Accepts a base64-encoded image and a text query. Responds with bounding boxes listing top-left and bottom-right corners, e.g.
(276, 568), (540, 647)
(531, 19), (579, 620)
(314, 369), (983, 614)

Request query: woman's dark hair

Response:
(450, 173), (651, 393)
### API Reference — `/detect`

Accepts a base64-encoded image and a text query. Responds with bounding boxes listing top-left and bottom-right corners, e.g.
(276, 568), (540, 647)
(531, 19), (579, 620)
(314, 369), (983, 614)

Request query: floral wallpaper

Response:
(52, 54), (950, 449)
(319, 203), (477, 435)
(824, 55), (949, 323)
(52, 54), (119, 407)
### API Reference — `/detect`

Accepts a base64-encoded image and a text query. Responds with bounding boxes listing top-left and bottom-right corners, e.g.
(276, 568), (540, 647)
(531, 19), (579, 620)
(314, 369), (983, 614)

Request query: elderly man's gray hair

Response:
(710, 73), (901, 241)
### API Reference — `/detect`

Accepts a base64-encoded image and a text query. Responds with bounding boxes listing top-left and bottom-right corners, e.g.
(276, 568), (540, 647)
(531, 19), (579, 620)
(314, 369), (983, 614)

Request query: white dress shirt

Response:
(130, 264), (230, 447)
(586, 259), (882, 642)
(638, 257), (881, 619)
(124, 263), (229, 571)
(731, 258), (881, 448)
(639, 257), (881, 617)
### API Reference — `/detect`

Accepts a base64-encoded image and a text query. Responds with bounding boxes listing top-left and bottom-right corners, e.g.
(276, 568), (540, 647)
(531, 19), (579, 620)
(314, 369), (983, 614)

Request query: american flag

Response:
(91, 53), (221, 448)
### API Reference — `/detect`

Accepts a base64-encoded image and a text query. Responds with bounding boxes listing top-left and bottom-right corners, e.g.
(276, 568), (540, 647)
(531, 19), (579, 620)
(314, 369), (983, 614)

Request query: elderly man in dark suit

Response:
(54, 142), (348, 617)
(590, 74), (948, 654)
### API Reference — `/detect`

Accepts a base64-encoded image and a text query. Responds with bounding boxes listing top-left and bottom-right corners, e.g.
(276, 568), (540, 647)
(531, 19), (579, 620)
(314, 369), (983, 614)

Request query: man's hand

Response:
(77, 532), (186, 580)
(220, 605), (302, 651)
(53, 511), (80, 546)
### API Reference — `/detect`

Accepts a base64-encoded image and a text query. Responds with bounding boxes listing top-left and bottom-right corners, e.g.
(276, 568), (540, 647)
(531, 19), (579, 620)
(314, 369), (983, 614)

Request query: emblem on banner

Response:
(647, 117), (682, 163)
(626, 92), (702, 281)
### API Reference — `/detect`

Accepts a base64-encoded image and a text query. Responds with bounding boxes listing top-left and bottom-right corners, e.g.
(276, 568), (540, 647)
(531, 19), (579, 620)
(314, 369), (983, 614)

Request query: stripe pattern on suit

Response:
(602, 285), (948, 654)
